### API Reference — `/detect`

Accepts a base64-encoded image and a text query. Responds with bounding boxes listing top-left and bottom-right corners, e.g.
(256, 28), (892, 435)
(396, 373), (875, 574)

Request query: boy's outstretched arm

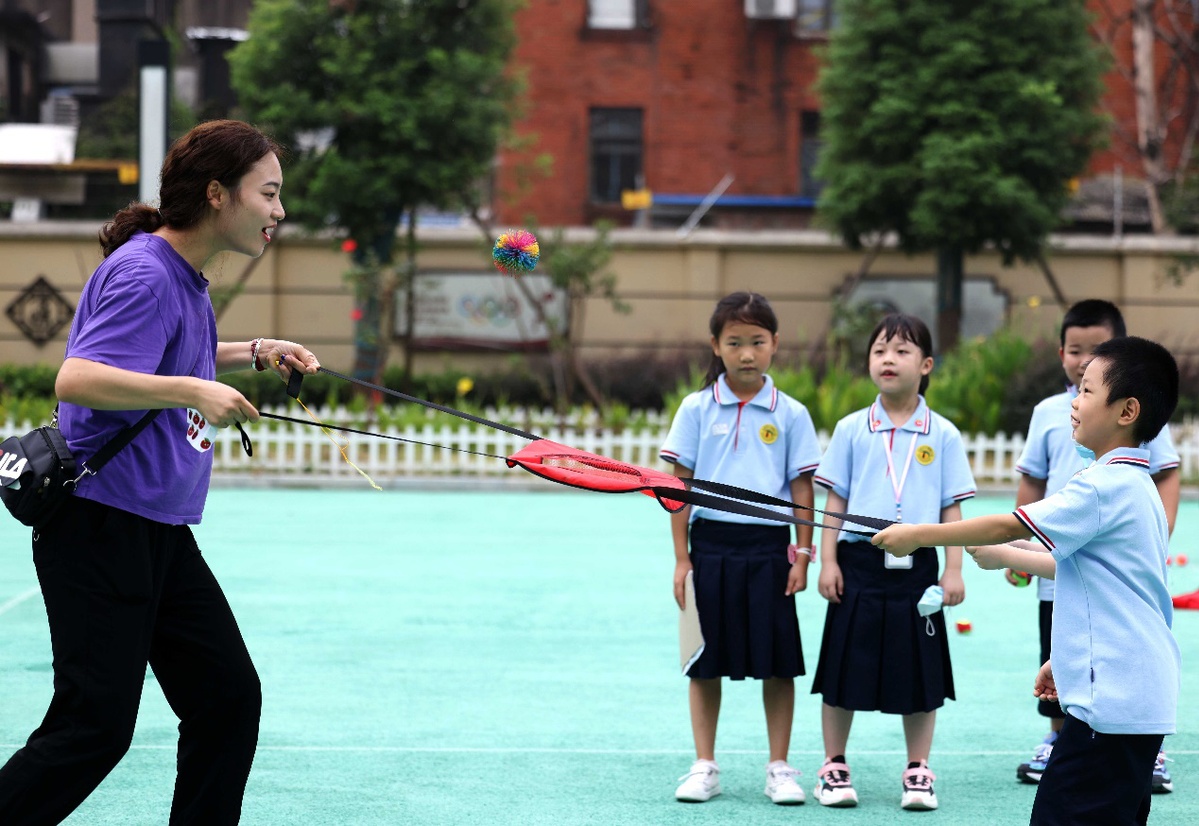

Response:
(873, 513), (1031, 558)
(966, 541), (1056, 579)
(1009, 474), (1048, 584)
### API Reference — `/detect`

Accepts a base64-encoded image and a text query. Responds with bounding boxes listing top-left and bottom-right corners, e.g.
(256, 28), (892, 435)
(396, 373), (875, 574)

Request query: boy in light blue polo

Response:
(873, 336), (1180, 826)
(1013, 300), (1179, 789)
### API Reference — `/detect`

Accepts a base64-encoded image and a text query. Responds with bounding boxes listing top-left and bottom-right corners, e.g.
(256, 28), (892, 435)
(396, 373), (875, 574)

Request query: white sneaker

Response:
(1152, 751), (1174, 793)
(764, 760), (806, 805)
(901, 762), (938, 811)
(814, 758), (859, 807)
(676, 759), (721, 802)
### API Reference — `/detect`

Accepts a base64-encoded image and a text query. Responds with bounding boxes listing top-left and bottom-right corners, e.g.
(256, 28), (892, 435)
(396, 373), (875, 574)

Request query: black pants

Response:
(0, 497), (261, 825)
(1037, 600), (1066, 720)
(1031, 715), (1162, 825)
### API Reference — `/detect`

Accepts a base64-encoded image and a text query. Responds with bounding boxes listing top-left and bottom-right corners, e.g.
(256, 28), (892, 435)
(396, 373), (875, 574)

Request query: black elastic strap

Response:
(307, 367), (543, 441)
(257, 411), (506, 460)
(683, 477), (895, 531)
(83, 408), (163, 473)
(278, 371), (889, 536)
(287, 363), (305, 400)
(650, 485), (877, 537)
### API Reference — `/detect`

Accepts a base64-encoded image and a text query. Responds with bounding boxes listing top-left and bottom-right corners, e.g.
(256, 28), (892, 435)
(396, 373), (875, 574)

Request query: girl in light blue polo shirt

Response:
(810, 314), (975, 812)
(661, 292), (822, 806)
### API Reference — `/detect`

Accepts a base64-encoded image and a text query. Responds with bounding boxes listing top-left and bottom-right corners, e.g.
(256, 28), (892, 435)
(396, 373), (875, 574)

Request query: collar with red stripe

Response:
(867, 395), (931, 435)
(711, 373), (778, 411)
(1100, 447), (1151, 470)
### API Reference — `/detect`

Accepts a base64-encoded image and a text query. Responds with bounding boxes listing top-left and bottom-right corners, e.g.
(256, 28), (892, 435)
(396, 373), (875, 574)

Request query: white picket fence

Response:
(11, 406), (1198, 486)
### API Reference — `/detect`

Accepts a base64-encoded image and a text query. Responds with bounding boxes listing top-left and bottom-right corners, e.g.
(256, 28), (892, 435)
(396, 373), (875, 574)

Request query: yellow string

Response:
(289, 388), (383, 492)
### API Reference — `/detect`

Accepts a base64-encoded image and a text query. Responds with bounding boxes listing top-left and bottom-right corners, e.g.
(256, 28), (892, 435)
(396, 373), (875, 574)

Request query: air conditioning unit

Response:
(745, 0), (797, 19)
(41, 94), (81, 129)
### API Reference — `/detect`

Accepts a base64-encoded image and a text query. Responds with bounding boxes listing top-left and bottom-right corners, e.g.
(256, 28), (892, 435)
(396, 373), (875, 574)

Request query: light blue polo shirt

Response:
(1016, 386), (1180, 600)
(814, 396), (976, 542)
(1015, 447), (1179, 735)
(659, 373), (821, 525)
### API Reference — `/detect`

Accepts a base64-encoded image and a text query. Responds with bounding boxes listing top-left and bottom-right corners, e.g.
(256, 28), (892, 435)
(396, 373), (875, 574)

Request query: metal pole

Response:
(677, 173), (735, 238)
(138, 39), (170, 206)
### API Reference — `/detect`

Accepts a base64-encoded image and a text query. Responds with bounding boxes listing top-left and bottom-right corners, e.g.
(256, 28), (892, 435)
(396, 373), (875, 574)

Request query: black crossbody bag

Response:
(0, 407), (162, 529)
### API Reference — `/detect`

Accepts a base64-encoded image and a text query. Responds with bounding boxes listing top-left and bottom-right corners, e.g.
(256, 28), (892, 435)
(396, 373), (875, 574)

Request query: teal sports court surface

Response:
(1, 489), (1197, 825)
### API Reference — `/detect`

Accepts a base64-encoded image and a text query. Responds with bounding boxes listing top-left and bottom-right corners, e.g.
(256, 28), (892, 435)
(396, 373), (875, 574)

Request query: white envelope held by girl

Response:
(680, 570), (705, 674)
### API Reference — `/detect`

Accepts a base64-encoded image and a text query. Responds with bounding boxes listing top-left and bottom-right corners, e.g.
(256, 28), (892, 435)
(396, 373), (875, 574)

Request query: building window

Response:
(800, 110), (824, 199)
(796, 0), (838, 37)
(588, 0), (636, 29)
(590, 108), (643, 203)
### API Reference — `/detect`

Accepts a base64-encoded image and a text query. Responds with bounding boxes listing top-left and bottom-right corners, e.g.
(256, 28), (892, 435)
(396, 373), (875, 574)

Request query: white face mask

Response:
(1073, 441), (1096, 462)
(917, 585), (944, 617)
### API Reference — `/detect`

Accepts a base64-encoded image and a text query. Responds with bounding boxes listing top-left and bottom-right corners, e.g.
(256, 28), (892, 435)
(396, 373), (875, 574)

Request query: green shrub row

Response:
(2, 330), (1194, 434)
(660, 328), (1062, 434)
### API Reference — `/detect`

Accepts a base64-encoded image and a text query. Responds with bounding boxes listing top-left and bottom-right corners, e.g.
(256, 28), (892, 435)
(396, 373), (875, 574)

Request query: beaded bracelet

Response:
(250, 338), (267, 372)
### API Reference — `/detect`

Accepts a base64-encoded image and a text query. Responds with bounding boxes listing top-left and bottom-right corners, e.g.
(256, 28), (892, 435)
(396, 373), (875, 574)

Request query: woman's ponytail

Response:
(98, 204), (165, 258)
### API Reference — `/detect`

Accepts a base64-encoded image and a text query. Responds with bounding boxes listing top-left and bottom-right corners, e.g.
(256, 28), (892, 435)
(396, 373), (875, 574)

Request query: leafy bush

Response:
(926, 329), (1034, 435)
(0, 364), (59, 398)
(663, 327), (1058, 435)
(3, 330), (1195, 436)
(0, 394), (59, 426)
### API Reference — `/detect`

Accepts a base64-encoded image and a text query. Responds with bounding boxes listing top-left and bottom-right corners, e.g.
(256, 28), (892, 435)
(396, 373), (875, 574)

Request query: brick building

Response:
(493, 0), (1198, 232)
(0, 1), (1194, 231)
(494, 0), (832, 230)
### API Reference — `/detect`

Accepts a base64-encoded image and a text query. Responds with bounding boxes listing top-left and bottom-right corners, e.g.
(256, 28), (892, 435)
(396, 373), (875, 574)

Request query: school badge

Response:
(759, 424), (778, 444)
(916, 445), (935, 465)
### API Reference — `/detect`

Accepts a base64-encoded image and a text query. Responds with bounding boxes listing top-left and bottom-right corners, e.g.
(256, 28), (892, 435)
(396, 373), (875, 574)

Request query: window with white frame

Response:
(796, 0), (838, 36)
(589, 0), (637, 29)
(590, 108), (643, 203)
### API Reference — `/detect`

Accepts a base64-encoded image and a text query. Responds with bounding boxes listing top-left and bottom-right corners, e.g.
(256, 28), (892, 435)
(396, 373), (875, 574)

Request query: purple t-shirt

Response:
(60, 232), (217, 524)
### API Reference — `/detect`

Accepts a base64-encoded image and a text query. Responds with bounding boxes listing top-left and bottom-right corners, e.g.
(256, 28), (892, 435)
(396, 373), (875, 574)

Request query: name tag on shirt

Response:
(710, 423), (730, 436)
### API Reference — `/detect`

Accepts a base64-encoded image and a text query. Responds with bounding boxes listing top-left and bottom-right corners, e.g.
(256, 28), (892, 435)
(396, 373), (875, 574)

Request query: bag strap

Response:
(64, 406), (163, 486)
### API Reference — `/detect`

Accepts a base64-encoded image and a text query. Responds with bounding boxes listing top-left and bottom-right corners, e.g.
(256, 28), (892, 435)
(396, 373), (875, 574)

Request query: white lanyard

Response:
(881, 427), (919, 522)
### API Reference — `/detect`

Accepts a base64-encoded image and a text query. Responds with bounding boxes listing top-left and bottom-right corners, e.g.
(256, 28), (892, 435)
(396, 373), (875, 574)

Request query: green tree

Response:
(526, 223), (628, 411)
(227, 0), (521, 385)
(815, 0), (1107, 350)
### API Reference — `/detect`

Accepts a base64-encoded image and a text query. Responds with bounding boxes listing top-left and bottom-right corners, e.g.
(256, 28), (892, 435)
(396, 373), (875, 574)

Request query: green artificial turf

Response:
(0, 491), (1196, 825)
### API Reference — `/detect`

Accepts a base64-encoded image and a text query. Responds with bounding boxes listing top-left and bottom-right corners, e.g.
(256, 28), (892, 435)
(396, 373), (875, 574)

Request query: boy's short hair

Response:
(1089, 336), (1178, 444)
(1061, 299), (1126, 345)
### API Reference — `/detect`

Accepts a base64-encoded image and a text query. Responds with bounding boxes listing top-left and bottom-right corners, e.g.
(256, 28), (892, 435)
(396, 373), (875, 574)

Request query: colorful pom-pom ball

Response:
(1012, 570), (1032, 587)
(492, 230), (540, 275)
(955, 619), (973, 634)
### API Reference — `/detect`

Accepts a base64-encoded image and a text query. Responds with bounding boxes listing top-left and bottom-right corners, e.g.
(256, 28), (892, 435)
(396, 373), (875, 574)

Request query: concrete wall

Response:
(3, 222), (1199, 372)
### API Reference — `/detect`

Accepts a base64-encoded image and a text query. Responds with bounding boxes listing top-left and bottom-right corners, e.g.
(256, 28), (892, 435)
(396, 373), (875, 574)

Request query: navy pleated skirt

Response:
(686, 518), (804, 681)
(810, 540), (954, 714)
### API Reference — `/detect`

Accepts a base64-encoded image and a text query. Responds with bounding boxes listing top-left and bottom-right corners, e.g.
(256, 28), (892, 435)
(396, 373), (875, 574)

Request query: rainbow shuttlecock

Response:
(492, 230), (540, 275)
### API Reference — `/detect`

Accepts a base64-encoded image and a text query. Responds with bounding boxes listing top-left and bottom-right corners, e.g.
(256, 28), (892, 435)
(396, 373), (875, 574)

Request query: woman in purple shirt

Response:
(0, 120), (319, 825)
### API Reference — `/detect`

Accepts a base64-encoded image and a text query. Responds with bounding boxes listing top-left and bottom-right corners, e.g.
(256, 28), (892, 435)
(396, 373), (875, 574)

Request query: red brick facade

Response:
(495, 1), (828, 228)
(494, 0), (1196, 229)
